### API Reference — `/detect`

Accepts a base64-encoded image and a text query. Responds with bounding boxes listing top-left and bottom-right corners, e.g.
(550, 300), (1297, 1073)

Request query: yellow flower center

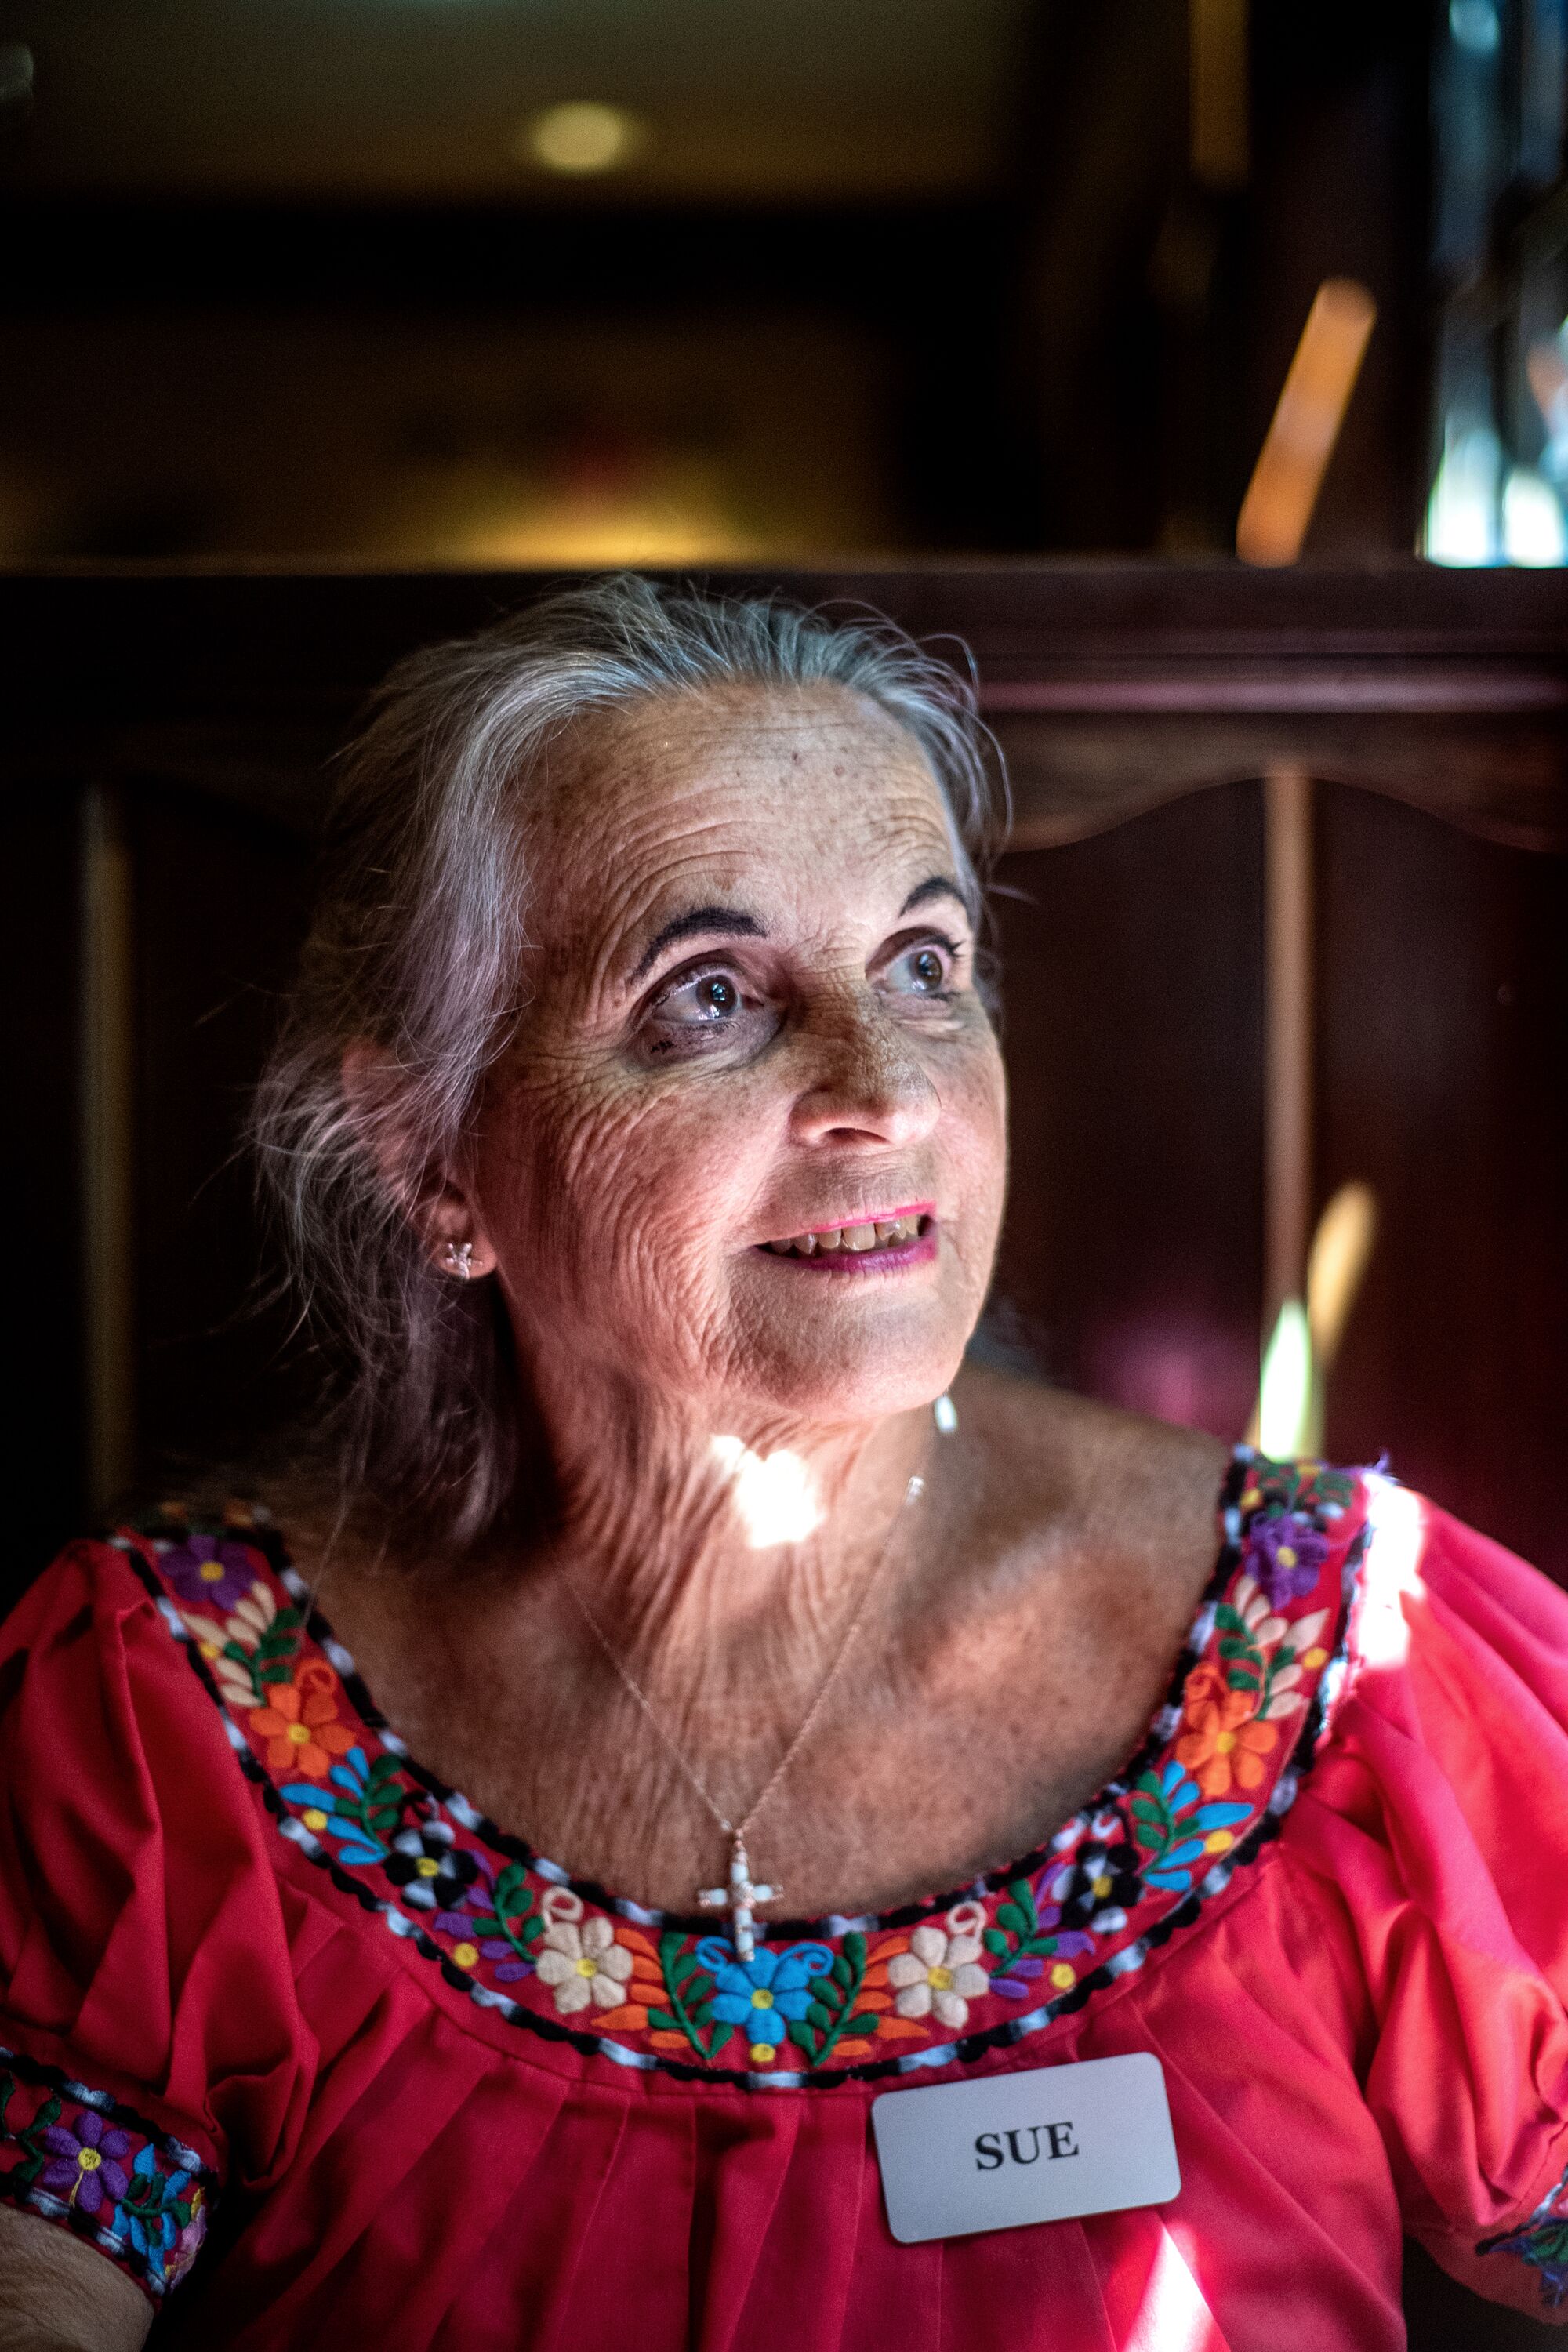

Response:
(750, 1986), (775, 2009)
(1204, 1829), (1236, 1854)
(749, 2042), (775, 2064)
(287, 1722), (312, 1745)
(1050, 1963), (1076, 1991)
(1240, 1486), (1261, 1508)
(1091, 1873), (1112, 1897)
(927, 1964), (953, 1992)
(198, 1559), (226, 1583)
(302, 1808), (329, 1832)
(575, 1955), (598, 1977)
(414, 1856), (440, 1878)
(78, 2147), (103, 2172)
(198, 1641), (220, 1661)
(1277, 1544), (1297, 1569)
(1216, 1730), (1238, 1754)
(1303, 1646), (1327, 1669)
(452, 1943), (478, 1969)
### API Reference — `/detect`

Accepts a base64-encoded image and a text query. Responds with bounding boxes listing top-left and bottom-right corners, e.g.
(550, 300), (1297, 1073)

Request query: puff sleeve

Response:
(0, 1537), (313, 2304)
(1284, 1480), (1568, 2320)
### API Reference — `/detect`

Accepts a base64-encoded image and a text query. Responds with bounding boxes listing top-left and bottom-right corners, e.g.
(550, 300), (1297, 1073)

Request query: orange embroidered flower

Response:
(249, 1661), (355, 1777)
(1174, 1664), (1279, 1798)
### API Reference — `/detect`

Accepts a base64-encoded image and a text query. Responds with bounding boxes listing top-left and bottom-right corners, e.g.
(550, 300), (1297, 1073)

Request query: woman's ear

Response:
(340, 1041), (500, 1280)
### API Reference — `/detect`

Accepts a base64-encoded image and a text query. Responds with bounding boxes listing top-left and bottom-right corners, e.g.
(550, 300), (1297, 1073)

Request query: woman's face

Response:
(466, 683), (1007, 1434)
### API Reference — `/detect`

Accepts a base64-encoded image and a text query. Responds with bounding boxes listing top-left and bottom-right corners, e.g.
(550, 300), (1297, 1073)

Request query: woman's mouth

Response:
(753, 1207), (937, 1272)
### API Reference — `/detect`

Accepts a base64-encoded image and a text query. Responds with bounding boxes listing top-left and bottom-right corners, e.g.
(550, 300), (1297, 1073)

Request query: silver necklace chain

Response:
(563, 1404), (950, 1955)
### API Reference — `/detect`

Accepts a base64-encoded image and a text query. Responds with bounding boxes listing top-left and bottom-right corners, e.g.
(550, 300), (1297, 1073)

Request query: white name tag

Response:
(870, 2052), (1180, 2245)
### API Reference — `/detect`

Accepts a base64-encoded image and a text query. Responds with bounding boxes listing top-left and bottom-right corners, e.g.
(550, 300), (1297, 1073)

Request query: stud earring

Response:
(934, 1392), (957, 1435)
(442, 1240), (475, 1280)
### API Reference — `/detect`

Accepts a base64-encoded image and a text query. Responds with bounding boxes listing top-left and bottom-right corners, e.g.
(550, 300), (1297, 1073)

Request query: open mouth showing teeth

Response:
(758, 1210), (933, 1258)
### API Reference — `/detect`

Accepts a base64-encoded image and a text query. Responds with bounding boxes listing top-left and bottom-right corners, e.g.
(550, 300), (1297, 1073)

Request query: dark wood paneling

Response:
(1318, 783), (1568, 1585)
(991, 781), (1265, 1439)
(0, 783), (86, 1587)
(129, 780), (315, 1492)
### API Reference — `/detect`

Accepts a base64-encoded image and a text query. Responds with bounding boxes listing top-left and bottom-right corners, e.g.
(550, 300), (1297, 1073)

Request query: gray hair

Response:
(250, 573), (1006, 1549)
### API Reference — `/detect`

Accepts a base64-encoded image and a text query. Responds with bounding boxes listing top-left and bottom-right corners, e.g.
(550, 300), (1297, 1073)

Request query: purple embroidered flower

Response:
(1245, 1512), (1328, 1609)
(39, 2109), (133, 2216)
(159, 1537), (256, 1614)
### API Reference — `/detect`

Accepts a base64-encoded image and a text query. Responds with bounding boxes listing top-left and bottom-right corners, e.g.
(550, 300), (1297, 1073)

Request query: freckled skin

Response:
(473, 684), (1004, 1436)
(314, 683), (1229, 1918)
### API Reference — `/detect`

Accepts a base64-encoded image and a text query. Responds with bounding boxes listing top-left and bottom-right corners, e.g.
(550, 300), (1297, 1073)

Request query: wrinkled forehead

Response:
(524, 681), (964, 959)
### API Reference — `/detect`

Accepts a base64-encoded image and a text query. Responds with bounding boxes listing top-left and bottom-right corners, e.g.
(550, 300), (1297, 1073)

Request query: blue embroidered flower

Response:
(1129, 1760), (1253, 1894)
(281, 1744), (397, 1866)
(695, 1937), (833, 2060)
(112, 2143), (205, 2292)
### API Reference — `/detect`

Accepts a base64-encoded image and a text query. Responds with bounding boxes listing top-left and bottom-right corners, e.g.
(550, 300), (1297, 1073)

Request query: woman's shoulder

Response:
(949, 1362), (1232, 1600)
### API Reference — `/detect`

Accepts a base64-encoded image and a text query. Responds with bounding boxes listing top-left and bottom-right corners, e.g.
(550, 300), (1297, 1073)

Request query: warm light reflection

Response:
(1236, 279), (1376, 566)
(519, 102), (645, 177)
(709, 1436), (824, 1549)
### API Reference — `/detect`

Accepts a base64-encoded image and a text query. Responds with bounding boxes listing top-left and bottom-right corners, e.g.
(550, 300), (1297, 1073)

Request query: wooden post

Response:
(1263, 764), (1314, 1333)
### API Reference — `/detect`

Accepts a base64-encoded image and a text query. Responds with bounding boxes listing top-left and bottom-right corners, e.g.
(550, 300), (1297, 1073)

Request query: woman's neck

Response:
(513, 1378), (945, 1719)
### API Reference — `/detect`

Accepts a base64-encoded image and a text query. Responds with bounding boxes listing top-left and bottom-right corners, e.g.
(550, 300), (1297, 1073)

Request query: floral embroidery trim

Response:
(118, 1452), (1368, 2092)
(0, 2046), (216, 2299)
(1479, 2153), (1568, 2309)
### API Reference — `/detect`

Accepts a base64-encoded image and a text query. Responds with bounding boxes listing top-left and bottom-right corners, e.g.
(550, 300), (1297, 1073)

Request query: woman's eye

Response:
(885, 942), (954, 996)
(667, 971), (741, 1022)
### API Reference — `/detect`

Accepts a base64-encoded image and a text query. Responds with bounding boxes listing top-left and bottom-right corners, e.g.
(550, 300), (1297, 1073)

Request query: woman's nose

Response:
(788, 999), (941, 1151)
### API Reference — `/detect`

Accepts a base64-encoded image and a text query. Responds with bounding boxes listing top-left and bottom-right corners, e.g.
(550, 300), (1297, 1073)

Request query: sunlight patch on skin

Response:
(709, 1434), (825, 1548)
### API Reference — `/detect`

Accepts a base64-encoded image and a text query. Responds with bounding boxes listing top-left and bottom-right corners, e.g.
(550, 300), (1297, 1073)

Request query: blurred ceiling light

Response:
(1189, 0), (1249, 189)
(1449, 0), (1501, 56)
(1236, 278), (1376, 566)
(519, 102), (644, 176)
(0, 42), (34, 106)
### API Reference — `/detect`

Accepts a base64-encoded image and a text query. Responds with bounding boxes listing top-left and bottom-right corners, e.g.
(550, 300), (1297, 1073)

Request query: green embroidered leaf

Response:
(787, 2019), (818, 2057)
(844, 2012), (880, 2038)
(688, 2000), (714, 2027)
(34, 2096), (60, 2133)
(1021, 1933), (1060, 1958)
(806, 2002), (835, 2033)
(467, 1911), (501, 1937)
(996, 1902), (1027, 1936)
(1218, 1635), (1254, 1661)
(983, 1927), (1011, 1958)
(1007, 1878), (1039, 1931)
(494, 1866), (533, 1921)
(368, 1754), (404, 1785)
(814, 1973), (844, 2011)
(1214, 1605), (1247, 1635)
(256, 1659), (294, 1684)
(1225, 1665), (1261, 1691)
(844, 1931), (867, 1972)
(366, 1806), (401, 1836)
(829, 1955), (854, 1991)
(521, 1914), (545, 1947)
(705, 2021), (734, 2061)
(646, 2006), (678, 2032)
(669, 1951), (696, 1987)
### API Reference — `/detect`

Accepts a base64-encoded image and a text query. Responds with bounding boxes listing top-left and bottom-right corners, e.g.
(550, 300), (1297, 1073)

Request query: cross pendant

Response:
(698, 1832), (779, 1962)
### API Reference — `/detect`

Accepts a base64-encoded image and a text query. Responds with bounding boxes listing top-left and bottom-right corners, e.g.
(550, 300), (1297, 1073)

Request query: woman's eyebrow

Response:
(626, 904), (767, 985)
(899, 874), (970, 918)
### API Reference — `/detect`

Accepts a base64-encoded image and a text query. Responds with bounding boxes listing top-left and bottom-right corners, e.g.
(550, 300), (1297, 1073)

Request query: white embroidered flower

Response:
(533, 1915), (635, 2015)
(181, 1584), (277, 1710)
(886, 1924), (989, 2030)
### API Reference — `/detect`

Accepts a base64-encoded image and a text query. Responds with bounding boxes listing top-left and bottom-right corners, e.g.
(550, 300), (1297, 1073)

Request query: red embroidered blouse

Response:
(2, 1454), (1566, 2347)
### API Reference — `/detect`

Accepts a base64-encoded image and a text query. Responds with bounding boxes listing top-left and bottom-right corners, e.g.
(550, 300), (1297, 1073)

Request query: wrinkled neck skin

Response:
(514, 1356), (949, 1732)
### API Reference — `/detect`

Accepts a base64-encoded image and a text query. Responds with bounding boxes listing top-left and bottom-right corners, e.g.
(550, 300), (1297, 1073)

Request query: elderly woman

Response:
(2, 579), (1566, 2352)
